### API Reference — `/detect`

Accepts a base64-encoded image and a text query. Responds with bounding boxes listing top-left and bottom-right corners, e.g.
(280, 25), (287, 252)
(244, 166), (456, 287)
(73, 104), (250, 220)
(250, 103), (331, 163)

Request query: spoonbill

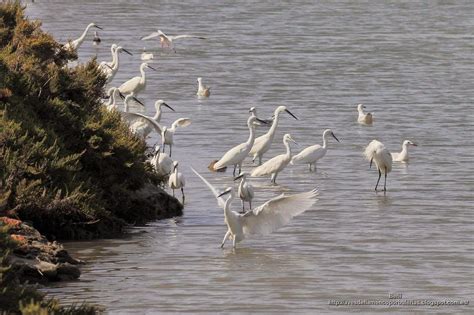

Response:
(129, 100), (175, 138)
(141, 30), (206, 52)
(249, 106), (298, 165)
(150, 145), (174, 177)
(251, 134), (297, 184)
(161, 118), (192, 157)
(169, 161), (186, 203)
(141, 48), (154, 61)
(64, 23), (103, 50)
(357, 104), (373, 125)
(364, 140), (393, 191)
(191, 168), (318, 249)
(118, 62), (157, 96)
(291, 129), (340, 172)
(391, 140), (417, 162)
(196, 77), (211, 97)
(234, 172), (254, 212)
(92, 31), (101, 46)
(101, 46), (133, 83)
(213, 115), (268, 175)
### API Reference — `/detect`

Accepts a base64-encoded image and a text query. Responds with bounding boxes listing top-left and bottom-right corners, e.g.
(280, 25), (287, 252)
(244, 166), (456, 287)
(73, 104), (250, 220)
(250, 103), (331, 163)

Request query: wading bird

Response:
(119, 62), (157, 96)
(169, 161), (185, 203)
(151, 145), (174, 177)
(161, 119), (192, 157)
(364, 140), (392, 191)
(213, 115), (267, 175)
(129, 100), (174, 138)
(191, 168), (318, 249)
(391, 140), (417, 162)
(64, 23), (103, 50)
(196, 77), (211, 97)
(251, 134), (297, 184)
(291, 129), (340, 172)
(357, 104), (373, 125)
(100, 44), (118, 70)
(234, 172), (254, 212)
(141, 30), (206, 52)
(101, 46), (133, 83)
(103, 87), (121, 111)
(249, 106), (298, 165)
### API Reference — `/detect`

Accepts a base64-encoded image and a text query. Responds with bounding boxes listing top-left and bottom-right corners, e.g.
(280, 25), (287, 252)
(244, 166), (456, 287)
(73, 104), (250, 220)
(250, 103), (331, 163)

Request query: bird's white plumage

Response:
(151, 148), (174, 176)
(357, 104), (373, 125)
(160, 118), (192, 156)
(119, 63), (154, 96)
(64, 23), (102, 50)
(364, 140), (392, 174)
(129, 100), (173, 138)
(391, 140), (417, 162)
(291, 129), (339, 171)
(197, 77), (211, 97)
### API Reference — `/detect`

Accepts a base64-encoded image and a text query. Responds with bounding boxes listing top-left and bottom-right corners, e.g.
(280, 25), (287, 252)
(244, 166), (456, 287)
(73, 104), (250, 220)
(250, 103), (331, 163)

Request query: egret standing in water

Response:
(234, 172), (254, 212)
(129, 100), (175, 138)
(119, 62), (157, 96)
(364, 140), (392, 191)
(357, 104), (373, 125)
(249, 106), (298, 165)
(169, 161), (185, 203)
(101, 46), (133, 83)
(391, 140), (417, 162)
(141, 30), (206, 52)
(192, 168), (318, 249)
(196, 77), (211, 97)
(291, 129), (340, 172)
(213, 115), (268, 175)
(64, 23), (103, 50)
(151, 145), (173, 177)
(161, 118), (192, 157)
(251, 134), (297, 184)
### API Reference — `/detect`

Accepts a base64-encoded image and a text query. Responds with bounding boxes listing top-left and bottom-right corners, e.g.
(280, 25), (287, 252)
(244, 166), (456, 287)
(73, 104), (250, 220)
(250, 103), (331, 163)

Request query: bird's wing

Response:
(251, 155), (285, 176)
(170, 35), (206, 40)
(118, 77), (140, 93)
(249, 135), (268, 155)
(121, 112), (162, 134)
(241, 189), (318, 236)
(140, 32), (160, 40)
(191, 167), (226, 209)
(171, 118), (192, 129)
(214, 143), (246, 169)
(292, 145), (322, 164)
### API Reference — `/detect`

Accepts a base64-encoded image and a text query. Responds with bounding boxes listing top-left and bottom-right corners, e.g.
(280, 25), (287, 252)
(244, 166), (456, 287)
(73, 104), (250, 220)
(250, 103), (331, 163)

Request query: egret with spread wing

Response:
(141, 29), (206, 52)
(129, 100), (174, 138)
(161, 118), (192, 157)
(191, 168), (318, 249)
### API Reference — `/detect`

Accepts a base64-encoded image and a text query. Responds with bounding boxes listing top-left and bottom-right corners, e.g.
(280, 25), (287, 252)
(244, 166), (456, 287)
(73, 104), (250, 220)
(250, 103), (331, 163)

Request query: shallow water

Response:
(26, 1), (473, 313)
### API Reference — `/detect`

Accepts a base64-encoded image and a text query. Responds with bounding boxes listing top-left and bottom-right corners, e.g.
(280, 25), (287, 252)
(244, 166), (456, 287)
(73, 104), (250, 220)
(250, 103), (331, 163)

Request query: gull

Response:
(92, 31), (101, 46)
(196, 77), (211, 97)
(118, 62), (157, 96)
(191, 168), (318, 249)
(141, 47), (154, 61)
(249, 106), (298, 165)
(213, 114), (268, 175)
(251, 134), (297, 184)
(357, 104), (373, 125)
(161, 119), (192, 157)
(129, 100), (175, 138)
(169, 161), (185, 203)
(234, 172), (254, 212)
(140, 30), (206, 52)
(64, 23), (103, 50)
(364, 140), (393, 191)
(391, 140), (417, 162)
(150, 145), (174, 177)
(291, 129), (340, 172)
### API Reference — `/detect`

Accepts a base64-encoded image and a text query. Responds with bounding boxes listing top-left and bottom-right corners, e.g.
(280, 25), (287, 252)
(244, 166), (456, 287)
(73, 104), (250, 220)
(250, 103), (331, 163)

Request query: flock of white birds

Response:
(65, 23), (418, 248)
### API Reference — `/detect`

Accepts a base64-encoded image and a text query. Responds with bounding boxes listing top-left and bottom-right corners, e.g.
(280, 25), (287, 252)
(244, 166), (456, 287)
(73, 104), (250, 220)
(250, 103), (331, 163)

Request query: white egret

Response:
(141, 48), (154, 61)
(357, 104), (373, 125)
(141, 30), (206, 52)
(129, 100), (175, 138)
(92, 31), (101, 46)
(118, 62), (157, 96)
(103, 87), (121, 111)
(161, 118), (192, 157)
(291, 129), (340, 172)
(234, 172), (254, 212)
(251, 134), (297, 184)
(196, 77), (211, 97)
(100, 44), (118, 69)
(150, 145), (173, 176)
(191, 168), (318, 249)
(101, 46), (133, 83)
(213, 115), (268, 175)
(120, 96), (164, 139)
(364, 140), (393, 191)
(249, 106), (298, 165)
(391, 140), (417, 162)
(169, 161), (185, 203)
(64, 23), (103, 50)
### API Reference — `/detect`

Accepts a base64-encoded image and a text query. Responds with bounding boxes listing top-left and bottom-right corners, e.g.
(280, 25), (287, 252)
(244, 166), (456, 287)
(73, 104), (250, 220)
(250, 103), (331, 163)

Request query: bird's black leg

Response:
(169, 145), (172, 157)
(233, 164), (236, 176)
(383, 168), (388, 192)
(375, 169), (381, 191)
(181, 187), (185, 203)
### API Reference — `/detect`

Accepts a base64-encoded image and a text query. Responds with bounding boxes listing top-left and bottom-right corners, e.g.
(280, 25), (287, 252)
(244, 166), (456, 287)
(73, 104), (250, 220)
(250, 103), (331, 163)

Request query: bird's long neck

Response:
(224, 195), (234, 220)
(358, 108), (366, 118)
(112, 50), (120, 71)
(266, 113), (280, 140)
(198, 80), (204, 90)
(245, 124), (256, 147)
(140, 65), (146, 84)
(76, 24), (93, 46)
(400, 143), (409, 157)
(124, 99), (129, 112)
(238, 178), (245, 192)
(322, 134), (328, 149)
(284, 139), (292, 159)
(153, 106), (162, 122)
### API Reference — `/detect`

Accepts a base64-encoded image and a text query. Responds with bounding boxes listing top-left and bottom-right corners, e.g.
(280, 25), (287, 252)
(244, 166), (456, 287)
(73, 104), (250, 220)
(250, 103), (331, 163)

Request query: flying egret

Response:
(118, 62), (157, 96)
(129, 100), (174, 138)
(364, 140), (393, 191)
(234, 172), (254, 212)
(141, 47), (154, 61)
(213, 115), (268, 175)
(150, 145), (174, 176)
(251, 134), (297, 184)
(169, 161), (186, 203)
(357, 104), (373, 125)
(140, 30), (206, 52)
(64, 23), (103, 50)
(92, 31), (101, 46)
(161, 118), (192, 157)
(391, 140), (417, 162)
(291, 129), (340, 172)
(191, 168), (318, 249)
(249, 106), (298, 165)
(101, 46), (133, 83)
(196, 77), (211, 97)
